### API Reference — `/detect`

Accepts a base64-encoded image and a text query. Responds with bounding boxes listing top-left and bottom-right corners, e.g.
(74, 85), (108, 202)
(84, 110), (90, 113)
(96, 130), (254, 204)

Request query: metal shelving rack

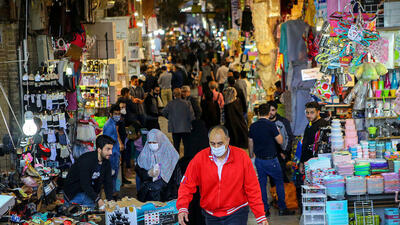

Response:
(354, 200), (376, 225)
(302, 185), (327, 225)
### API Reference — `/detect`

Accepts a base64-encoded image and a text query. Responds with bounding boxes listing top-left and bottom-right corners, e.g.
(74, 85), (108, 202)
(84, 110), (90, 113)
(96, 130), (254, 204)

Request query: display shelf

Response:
(367, 96), (396, 100)
(321, 104), (352, 108)
(303, 211), (326, 215)
(365, 116), (398, 120)
(302, 193), (327, 198)
(368, 136), (400, 140)
(81, 71), (99, 74)
(79, 85), (98, 88)
(303, 202), (327, 207)
(377, 26), (400, 31)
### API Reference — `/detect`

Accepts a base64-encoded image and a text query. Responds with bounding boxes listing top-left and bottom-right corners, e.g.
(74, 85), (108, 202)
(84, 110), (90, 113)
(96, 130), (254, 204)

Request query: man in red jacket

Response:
(177, 126), (268, 225)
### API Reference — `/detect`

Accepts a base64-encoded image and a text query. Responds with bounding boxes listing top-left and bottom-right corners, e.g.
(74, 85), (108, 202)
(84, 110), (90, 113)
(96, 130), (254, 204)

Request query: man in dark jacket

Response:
(144, 86), (161, 130)
(299, 102), (329, 172)
(64, 135), (115, 208)
(162, 88), (195, 153)
(172, 64), (185, 90)
(181, 85), (201, 120)
(130, 76), (146, 126)
(267, 100), (294, 183)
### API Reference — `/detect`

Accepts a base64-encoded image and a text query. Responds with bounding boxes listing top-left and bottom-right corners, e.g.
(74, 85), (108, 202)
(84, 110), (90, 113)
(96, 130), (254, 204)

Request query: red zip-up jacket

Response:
(177, 146), (267, 224)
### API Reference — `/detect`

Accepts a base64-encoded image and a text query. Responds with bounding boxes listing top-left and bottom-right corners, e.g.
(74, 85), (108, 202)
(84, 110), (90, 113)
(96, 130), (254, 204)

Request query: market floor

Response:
(119, 117), (301, 225)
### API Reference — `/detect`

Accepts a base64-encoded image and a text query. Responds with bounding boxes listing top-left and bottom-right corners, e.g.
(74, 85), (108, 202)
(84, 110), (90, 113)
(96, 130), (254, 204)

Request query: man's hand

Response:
(97, 199), (105, 210)
(260, 220), (269, 225)
(178, 212), (189, 225)
(280, 153), (286, 160)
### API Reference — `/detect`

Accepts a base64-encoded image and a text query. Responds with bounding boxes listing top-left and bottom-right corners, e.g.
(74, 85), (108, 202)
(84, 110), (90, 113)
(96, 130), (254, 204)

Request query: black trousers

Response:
(172, 132), (190, 154)
(202, 206), (249, 225)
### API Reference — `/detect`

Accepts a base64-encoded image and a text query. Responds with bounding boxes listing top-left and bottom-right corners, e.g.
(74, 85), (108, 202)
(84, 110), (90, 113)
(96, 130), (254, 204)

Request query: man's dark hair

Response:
(228, 76), (236, 86)
(161, 66), (167, 71)
(121, 87), (130, 96)
(96, 135), (115, 151)
(109, 104), (120, 114)
(258, 103), (270, 116)
(233, 71), (240, 80)
(240, 71), (247, 79)
(131, 75), (138, 81)
(305, 101), (321, 111)
(208, 125), (229, 138)
(267, 100), (278, 110)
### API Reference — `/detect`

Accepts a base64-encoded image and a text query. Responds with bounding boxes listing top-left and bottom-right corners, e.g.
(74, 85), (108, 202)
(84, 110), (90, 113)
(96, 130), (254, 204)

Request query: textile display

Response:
(251, 2), (276, 54)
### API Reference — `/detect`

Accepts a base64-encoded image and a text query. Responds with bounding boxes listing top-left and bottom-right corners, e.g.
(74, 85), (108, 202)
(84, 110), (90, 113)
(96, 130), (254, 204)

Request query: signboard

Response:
(301, 68), (324, 81)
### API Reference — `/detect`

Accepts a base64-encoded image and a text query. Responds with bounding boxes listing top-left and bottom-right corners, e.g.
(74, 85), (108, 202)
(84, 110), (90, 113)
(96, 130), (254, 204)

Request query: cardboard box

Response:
(105, 198), (178, 225)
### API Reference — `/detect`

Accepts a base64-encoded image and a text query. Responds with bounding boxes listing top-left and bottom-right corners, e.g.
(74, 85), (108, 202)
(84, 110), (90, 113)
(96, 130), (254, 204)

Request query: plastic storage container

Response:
(346, 176), (366, 195)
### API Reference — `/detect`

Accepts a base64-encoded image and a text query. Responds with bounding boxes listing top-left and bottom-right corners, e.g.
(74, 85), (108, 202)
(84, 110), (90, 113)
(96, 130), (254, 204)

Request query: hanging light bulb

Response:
(134, 12), (138, 17)
(22, 111), (37, 136)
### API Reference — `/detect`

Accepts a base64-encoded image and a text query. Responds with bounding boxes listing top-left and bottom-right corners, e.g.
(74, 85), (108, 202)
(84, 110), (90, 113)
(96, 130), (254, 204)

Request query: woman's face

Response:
(148, 140), (160, 151)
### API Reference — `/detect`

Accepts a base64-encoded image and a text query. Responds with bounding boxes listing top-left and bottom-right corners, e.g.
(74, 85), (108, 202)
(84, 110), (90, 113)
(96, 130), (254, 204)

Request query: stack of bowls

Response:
(345, 119), (358, 149)
(331, 119), (344, 151)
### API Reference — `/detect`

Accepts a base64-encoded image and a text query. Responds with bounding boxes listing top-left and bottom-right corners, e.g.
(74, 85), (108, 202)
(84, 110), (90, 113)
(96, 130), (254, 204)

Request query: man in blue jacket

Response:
(103, 104), (123, 193)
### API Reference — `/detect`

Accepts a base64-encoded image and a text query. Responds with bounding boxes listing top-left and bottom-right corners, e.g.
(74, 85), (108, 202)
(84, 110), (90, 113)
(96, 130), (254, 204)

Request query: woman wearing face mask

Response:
(135, 129), (181, 202)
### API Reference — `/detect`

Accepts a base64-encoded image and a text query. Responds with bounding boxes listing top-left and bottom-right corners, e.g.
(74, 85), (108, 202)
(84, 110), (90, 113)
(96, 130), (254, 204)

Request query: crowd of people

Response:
(62, 40), (331, 225)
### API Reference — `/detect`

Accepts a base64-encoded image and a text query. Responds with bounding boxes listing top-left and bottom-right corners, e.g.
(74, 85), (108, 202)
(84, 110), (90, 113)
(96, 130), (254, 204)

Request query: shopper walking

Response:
(209, 81), (224, 109)
(144, 86), (161, 130)
(158, 66), (173, 106)
(267, 100), (294, 183)
(136, 129), (181, 202)
(118, 88), (137, 126)
(198, 58), (215, 92)
(181, 85), (202, 120)
(116, 100), (132, 185)
(216, 61), (229, 92)
(249, 103), (295, 217)
(227, 77), (247, 117)
(200, 89), (221, 131)
(102, 104), (123, 193)
(223, 87), (248, 149)
(130, 76), (146, 126)
(64, 135), (114, 208)
(172, 64), (185, 90)
(177, 126), (268, 225)
(162, 88), (195, 153)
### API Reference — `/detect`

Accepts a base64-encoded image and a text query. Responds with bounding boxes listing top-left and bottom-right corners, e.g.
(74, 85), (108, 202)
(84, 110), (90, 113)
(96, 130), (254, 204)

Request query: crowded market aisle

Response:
(118, 116), (300, 225)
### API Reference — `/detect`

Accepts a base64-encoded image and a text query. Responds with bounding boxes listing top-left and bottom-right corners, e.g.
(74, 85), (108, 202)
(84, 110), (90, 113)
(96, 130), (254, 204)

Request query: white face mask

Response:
(149, 143), (159, 151)
(121, 108), (127, 115)
(211, 145), (226, 157)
